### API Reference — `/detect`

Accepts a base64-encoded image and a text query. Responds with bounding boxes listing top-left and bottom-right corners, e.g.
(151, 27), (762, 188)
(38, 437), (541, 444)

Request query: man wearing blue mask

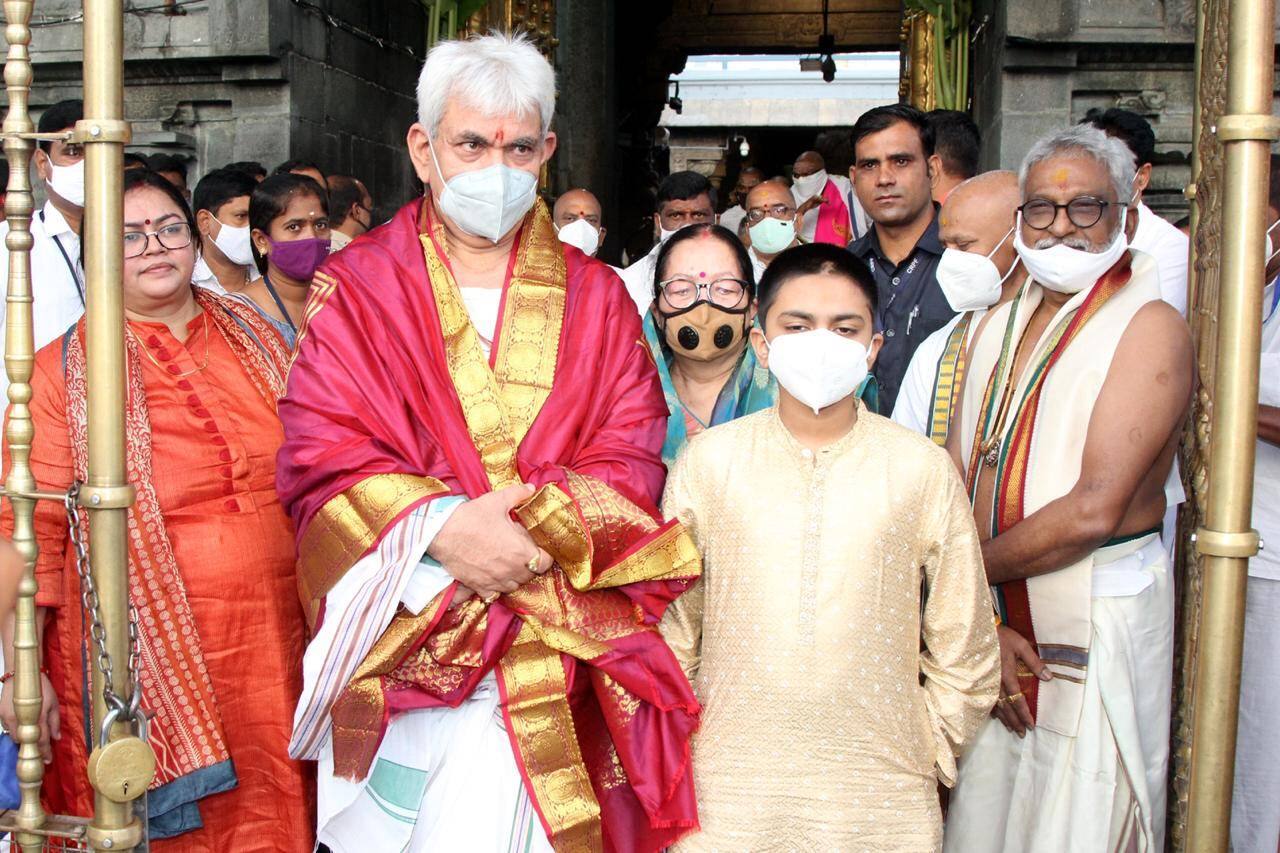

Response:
(944, 124), (1192, 853)
(742, 179), (802, 280)
(661, 242), (999, 851)
(278, 32), (703, 853)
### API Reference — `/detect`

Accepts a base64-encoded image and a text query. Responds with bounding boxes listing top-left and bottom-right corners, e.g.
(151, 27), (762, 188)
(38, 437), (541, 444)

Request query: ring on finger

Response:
(527, 554), (541, 574)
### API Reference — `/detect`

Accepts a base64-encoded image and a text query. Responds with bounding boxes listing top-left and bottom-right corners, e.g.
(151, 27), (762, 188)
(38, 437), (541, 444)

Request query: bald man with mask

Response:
(552, 187), (607, 259)
(892, 171), (1024, 440)
(742, 179), (802, 279)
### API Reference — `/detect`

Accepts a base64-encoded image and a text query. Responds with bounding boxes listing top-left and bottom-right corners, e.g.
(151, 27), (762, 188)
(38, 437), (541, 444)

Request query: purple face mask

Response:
(268, 236), (330, 281)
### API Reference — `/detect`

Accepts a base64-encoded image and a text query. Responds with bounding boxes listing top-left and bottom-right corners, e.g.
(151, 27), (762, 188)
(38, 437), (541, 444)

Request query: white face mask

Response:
(659, 225), (681, 244)
(555, 218), (601, 257)
(765, 329), (870, 415)
(211, 218), (255, 267)
(936, 227), (1016, 312)
(47, 159), (85, 207)
(428, 139), (538, 243)
(1013, 208), (1129, 295)
(793, 169), (828, 199)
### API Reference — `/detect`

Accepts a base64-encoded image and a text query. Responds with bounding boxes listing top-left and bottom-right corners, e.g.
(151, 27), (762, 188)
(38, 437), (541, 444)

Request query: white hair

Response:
(416, 31), (556, 138)
(1018, 124), (1137, 203)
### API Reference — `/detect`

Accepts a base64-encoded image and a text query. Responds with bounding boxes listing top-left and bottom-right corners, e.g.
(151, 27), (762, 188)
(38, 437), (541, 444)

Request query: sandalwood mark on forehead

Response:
(940, 215), (950, 227)
(1052, 167), (1070, 186)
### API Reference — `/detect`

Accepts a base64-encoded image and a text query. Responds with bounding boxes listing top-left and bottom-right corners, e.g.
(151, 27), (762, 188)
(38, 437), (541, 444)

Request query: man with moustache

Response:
(847, 104), (950, 414)
(943, 124), (1192, 853)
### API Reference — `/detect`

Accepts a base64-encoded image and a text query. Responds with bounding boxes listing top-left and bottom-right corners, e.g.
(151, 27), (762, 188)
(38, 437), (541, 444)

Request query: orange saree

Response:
(3, 296), (313, 851)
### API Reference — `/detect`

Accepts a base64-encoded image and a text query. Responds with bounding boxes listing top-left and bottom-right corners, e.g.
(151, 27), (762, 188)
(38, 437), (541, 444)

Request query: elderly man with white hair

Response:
(942, 125), (1193, 853)
(276, 33), (702, 852)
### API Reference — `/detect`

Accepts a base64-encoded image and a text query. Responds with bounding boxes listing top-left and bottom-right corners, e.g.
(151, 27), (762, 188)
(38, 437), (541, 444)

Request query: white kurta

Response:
(305, 287), (550, 853)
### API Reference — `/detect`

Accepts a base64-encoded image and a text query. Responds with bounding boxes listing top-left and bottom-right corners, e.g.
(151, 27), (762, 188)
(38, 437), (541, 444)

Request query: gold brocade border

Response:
(420, 197), (566, 485)
(291, 268), (342, 363)
(499, 623), (604, 853)
(297, 473), (449, 617)
(493, 201), (568, 447)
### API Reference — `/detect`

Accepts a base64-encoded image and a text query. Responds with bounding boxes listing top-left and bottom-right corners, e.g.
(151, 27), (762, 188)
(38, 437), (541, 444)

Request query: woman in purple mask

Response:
(237, 172), (331, 348)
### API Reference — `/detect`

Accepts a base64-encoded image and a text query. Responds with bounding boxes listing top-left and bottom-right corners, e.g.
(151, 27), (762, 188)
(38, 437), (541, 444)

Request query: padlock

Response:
(85, 708), (155, 804)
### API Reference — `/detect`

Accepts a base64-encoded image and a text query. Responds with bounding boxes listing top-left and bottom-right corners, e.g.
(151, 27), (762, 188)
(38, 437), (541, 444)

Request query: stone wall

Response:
(16, 0), (426, 217)
(971, 0), (1278, 220)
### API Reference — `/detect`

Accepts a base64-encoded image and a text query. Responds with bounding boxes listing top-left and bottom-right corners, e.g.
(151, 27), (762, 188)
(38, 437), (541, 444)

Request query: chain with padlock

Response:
(65, 484), (155, 805)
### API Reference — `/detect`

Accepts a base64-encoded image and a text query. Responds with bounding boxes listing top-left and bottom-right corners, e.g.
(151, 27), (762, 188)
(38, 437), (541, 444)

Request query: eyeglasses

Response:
(123, 222), (193, 258)
(745, 204), (796, 225)
(658, 276), (749, 310)
(1019, 196), (1114, 230)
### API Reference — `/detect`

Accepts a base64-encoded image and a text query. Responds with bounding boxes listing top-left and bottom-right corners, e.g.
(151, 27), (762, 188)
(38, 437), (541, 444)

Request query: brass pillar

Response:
(80, 0), (141, 849)
(1184, 0), (1276, 847)
(1, 2), (48, 850)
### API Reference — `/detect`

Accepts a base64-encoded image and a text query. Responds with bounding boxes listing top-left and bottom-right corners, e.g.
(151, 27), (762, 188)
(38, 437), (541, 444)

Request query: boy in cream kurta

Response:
(660, 243), (1000, 852)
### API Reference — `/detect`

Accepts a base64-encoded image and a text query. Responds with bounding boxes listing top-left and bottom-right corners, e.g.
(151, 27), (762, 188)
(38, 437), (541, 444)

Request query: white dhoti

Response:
(1230, 575), (1280, 853)
(944, 534), (1173, 853)
(316, 674), (551, 853)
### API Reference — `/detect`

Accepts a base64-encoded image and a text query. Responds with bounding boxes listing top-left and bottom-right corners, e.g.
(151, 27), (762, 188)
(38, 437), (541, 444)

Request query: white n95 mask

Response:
(766, 329), (870, 415)
(1013, 208), (1128, 295)
(555, 218), (600, 257)
(936, 226), (1015, 312)
(428, 139), (538, 243)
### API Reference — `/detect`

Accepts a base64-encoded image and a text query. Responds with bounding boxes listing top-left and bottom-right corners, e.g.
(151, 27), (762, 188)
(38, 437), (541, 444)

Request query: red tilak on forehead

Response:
(144, 218), (152, 225)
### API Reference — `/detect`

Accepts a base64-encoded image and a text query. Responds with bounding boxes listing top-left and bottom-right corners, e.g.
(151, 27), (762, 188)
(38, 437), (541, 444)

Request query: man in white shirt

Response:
(1230, 160), (1280, 853)
(618, 170), (716, 314)
(1083, 108), (1188, 316)
(791, 149), (867, 244)
(0, 99), (87, 398)
(891, 170), (1024, 439)
(718, 166), (763, 236)
(191, 167), (260, 294)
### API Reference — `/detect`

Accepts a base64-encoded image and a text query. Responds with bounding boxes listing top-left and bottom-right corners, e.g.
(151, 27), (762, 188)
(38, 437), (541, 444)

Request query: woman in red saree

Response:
(0, 168), (313, 851)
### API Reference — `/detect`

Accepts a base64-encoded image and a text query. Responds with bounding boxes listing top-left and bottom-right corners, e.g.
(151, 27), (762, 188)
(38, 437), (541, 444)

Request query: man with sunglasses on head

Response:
(943, 125), (1192, 853)
(620, 170), (717, 315)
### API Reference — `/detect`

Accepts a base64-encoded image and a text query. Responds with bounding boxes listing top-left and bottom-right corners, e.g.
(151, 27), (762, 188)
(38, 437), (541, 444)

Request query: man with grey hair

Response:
(943, 124), (1192, 852)
(278, 32), (702, 853)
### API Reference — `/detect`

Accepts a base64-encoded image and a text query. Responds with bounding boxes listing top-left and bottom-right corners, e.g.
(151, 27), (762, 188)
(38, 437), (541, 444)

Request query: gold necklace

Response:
(128, 311), (211, 378)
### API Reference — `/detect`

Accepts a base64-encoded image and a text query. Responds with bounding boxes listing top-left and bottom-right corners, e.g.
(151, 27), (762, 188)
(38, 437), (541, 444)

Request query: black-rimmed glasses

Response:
(1019, 196), (1114, 230)
(123, 222), (193, 258)
(658, 276), (749, 310)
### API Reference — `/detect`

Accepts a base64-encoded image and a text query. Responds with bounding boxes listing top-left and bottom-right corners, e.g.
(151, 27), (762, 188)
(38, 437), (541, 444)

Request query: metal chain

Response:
(65, 482), (142, 723)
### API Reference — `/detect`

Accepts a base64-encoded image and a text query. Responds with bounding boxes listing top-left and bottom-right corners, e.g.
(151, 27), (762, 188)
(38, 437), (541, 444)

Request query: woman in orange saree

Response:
(0, 168), (313, 851)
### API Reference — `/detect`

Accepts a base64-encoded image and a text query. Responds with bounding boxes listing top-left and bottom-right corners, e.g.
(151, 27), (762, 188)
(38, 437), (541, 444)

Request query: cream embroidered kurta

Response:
(660, 405), (999, 852)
